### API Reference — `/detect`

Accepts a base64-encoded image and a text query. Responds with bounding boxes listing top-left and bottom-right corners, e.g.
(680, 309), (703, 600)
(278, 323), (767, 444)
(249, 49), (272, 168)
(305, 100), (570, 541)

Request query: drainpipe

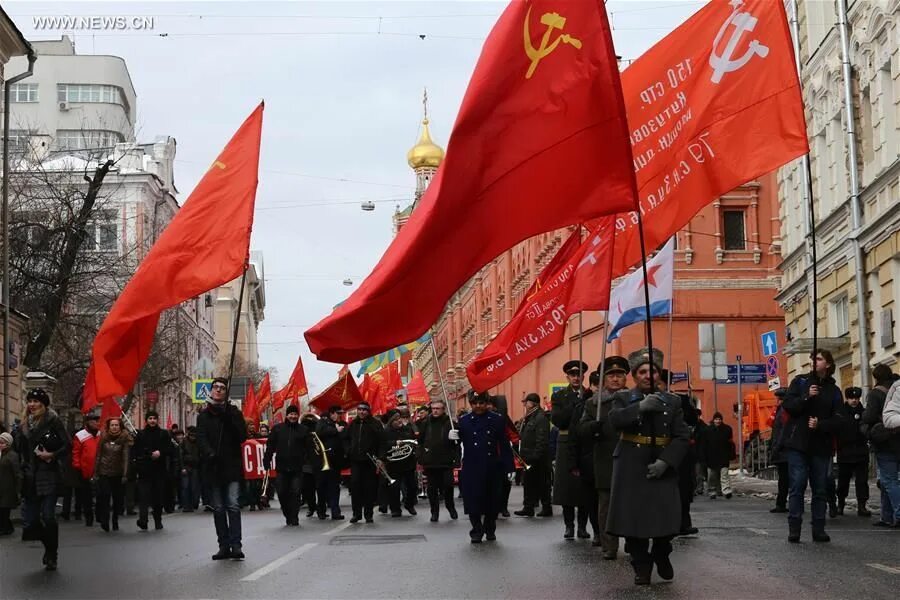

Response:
(3, 50), (37, 428)
(837, 0), (871, 392)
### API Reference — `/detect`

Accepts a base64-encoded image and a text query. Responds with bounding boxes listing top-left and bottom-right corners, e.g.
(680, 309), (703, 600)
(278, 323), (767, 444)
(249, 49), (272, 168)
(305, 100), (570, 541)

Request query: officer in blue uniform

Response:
(455, 391), (512, 544)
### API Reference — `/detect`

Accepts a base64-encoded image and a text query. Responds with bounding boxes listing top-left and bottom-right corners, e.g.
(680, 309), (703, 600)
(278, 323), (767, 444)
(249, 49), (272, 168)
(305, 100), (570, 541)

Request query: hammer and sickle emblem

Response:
(210, 160), (226, 171)
(523, 6), (582, 80)
(708, 0), (769, 84)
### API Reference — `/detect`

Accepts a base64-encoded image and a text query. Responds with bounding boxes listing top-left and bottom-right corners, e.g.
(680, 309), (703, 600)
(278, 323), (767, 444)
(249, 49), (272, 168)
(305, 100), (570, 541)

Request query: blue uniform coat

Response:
(458, 411), (511, 517)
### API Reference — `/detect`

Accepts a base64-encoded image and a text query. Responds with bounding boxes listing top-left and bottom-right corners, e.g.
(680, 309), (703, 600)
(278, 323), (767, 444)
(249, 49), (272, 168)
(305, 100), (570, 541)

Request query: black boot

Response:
(837, 499), (845, 515)
(655, 554), (674, 580)
(576, 528), (590, 539)
(447, 506), (458, 520)
(858, 505), (872, 517)
(564, 525), (575, 539)
(811, 520), (830, 542)
(514, 508), (535, 517)
(633, 562), (652, 586)
(788, 518), (801, 543)
(828, 502), (838, 518)
(212, 546), (230, 560)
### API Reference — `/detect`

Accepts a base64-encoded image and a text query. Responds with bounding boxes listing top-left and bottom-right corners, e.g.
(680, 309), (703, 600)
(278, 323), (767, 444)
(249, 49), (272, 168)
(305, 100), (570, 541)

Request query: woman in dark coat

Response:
(607, 350), (689, 586)
(15, 389), (70, 571)
(0, 432), (21, 535)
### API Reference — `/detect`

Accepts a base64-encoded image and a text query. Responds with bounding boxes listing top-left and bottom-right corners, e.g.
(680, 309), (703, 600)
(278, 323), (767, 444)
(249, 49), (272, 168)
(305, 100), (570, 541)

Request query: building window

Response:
(55, 129), (124, 151)
(10, 83), (38, 102)
(831, 295), (849, 336)
(698, 322), (727, 380)
(57, 83), (124, 105)
(7, 129), (34, 152)
(723, 210), (746, 250)
(85, 213), (118, 252)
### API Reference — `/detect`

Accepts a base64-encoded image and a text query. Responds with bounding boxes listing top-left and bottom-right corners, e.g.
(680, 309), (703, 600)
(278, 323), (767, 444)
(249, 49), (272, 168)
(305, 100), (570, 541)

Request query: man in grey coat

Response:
(607, 348), (689, 586)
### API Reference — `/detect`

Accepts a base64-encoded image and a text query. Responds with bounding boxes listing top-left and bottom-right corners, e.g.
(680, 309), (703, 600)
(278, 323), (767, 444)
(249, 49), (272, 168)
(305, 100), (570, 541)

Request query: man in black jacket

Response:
(315, 406), (346, 520)
(782, 350), (843, 543)
(417, 400), (458, 522)
(132, 410), (172, 531)
(515, 393), (551, 518)
(836, 387), (870, 516)
(702, 412), (734, 500)
(264, 405), (310, 526)
(346, 402), (384, 523)
(381, 412), (418, 517)
(197, 377), (248, 560)
(861, 365), (900, 527)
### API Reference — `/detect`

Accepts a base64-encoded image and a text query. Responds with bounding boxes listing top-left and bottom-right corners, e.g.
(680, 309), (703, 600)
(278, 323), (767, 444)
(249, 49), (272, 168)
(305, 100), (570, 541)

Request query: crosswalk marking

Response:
(867, 563), (900, 575)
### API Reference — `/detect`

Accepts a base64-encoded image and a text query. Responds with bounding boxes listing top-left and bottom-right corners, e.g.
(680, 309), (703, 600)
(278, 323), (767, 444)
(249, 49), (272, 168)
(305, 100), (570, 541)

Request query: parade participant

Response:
(300, 412), (321, 517)
(515, 393), (551, 518)
(457, 391), (512, 543)
(382, 411), (419, 517)
(132, 410), (173, 531)
(484, 395), (515, 518)
(180, 426), (201, 512)
(0, 432), (21, 536)
(702, 413), (734, 500)
(315, 406), (346, 520)
(782, 349), (843, 543)
(264, 405), (311, 526)
(71, 410), (101, 526)
(862, 365), (900, 527)
(580, 355), (629, 558)
(769, 389), (790, 513)
(197, 377), (248, 560)
(346, 401), (385, 523)
(93, 417), (130, 532)
(417, 399), (458, 522)
(165, 429), (183, 513)
(607, 349), (689, 585)
(551, 360), (591, 540)
(836, 387), (870, 516)
(15, 388), (70, 571)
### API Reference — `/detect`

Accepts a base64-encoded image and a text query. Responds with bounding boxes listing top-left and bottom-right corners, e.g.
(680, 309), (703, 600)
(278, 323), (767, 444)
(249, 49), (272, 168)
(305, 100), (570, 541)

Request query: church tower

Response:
(394, 89), (444, 235)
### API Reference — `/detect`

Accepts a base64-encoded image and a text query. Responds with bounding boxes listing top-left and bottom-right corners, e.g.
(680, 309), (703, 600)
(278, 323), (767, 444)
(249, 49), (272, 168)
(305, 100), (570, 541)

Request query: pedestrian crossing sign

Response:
(192, 378), (214, 404)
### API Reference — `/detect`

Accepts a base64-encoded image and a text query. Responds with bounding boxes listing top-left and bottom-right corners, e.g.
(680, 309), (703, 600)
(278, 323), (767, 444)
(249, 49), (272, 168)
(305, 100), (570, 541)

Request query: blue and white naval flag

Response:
(606, 238), (674, 342)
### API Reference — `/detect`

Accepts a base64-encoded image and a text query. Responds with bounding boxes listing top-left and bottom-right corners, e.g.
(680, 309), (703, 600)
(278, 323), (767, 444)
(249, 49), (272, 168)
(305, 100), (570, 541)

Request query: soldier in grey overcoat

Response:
(606, 348), (689, 586)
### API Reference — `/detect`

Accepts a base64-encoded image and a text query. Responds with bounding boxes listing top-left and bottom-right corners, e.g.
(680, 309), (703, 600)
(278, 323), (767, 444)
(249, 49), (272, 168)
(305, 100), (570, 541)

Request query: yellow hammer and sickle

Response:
(210, 160), (226, 171)
(523, 5), (583, 79)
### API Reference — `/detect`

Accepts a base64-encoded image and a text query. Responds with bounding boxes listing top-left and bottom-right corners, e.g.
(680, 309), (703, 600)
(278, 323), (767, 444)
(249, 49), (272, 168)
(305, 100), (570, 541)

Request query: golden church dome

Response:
(406, 118), (444, 169)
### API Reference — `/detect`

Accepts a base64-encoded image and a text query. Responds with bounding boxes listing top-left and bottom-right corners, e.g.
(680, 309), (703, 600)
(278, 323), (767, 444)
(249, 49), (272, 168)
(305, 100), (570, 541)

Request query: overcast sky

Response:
(8, 0), (706, 393)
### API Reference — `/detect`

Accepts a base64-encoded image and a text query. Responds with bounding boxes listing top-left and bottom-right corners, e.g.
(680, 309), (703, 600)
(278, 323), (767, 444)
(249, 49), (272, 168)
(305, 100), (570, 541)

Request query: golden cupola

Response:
(406, 117), (444, 170)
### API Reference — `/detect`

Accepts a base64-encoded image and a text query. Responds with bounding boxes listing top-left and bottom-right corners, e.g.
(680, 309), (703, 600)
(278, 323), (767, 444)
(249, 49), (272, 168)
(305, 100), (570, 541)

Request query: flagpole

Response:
(666, 286), (675, 389)
(226, 265), (249, 393)
(429, 333), (456, 431)
(636, 212), (656, 377)
(578, 312), (584, 375)
(596, 312), (609, 421)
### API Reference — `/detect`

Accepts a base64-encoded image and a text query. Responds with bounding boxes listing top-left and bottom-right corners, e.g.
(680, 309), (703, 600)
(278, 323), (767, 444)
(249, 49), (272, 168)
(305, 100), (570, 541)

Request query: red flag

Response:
(467, 218), (615, 392)
(369, 363), (402, 415)
(600, 0), (807, 277)
(309, 371), (364, 413)
(82, 365), (121, 426)
(359, 373), (375, 404)
(272, 388), (287, 413)
(242, 382), (258, 423)
(166, 412), (173, 430)
(278, 355), (309, 409)
(305, 0), (637, 363)
(89, 104), (263, 399)
(405, 371), (430, 406)
(256, 373), (272, 415)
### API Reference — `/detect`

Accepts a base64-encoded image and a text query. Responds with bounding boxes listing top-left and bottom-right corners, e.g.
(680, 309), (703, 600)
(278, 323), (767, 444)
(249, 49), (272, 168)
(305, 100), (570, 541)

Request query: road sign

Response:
(726, 364), (766, 374)
(766, 356), (779, 378)
(761, 331), (778, 357)
(768, 377), (782, 391)
(192, 378), (213, 404)
(716, 364), (767, 384)
(669, 371), (688, 384)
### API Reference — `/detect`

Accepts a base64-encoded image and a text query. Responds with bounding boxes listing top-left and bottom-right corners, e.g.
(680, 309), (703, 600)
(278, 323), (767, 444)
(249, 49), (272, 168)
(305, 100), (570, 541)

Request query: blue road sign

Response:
(727, 364), (766, 374)
(761, 331), (778, 357)
(716, 364), (768, 384)
(669, 372), (688, 384)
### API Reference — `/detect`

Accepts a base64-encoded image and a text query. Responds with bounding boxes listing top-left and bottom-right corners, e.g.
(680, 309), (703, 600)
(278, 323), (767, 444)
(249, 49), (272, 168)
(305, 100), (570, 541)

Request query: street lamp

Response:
(342, 278), (353, 286)
(360, 201), (375, 211)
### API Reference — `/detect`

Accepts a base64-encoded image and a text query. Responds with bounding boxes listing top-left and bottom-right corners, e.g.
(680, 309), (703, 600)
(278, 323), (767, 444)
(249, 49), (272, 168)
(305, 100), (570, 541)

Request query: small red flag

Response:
(305, 0), (637, 364)
(467, 218), (615, 392)
(309, 371), (364, 413)
(242, 382), (258, 423)
(89, 104), (263, 399)
(256, 373), (272, 415)
(597, 0), (807, 277)
(368, 363), (402, 415)
(277, 355), (309, 410)
(405, 371), (430, 407)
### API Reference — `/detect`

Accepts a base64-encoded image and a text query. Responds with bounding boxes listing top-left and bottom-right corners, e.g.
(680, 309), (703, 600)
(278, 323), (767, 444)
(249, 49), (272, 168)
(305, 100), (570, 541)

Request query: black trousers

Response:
(624, 536), (673, 567)
(581, 484), (600, 534)
(277, 471), (303, 523)
(424, 467), (456, 515)
(77, 477), (95, 523)
(95, 476), (125, 527)
(301, 472), (318, 512)
(350, 461), (378, 518)
(775, 461), (789, 508)
(137, 474), (166, 524)
(500, 476), (511, 512)
(837, 460), (869, 505)
(388, 471), (418, 513)
(0, 507), (12, 534)
(522, 460), (551, 510)
(316, 469), (342, 517)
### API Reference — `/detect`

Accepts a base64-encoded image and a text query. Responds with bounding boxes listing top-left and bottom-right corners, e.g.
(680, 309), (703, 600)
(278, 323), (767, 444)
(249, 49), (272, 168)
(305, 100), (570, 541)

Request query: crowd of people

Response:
(2, 352), (899, 586)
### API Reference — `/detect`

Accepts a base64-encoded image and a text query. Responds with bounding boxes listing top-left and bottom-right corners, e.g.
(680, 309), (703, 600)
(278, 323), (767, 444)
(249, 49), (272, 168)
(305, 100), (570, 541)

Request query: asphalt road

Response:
(1, 488), (899, 599)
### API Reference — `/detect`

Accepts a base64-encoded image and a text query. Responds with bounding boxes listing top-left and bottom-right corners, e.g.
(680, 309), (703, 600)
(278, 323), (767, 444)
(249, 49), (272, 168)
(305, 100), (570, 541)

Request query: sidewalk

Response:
(729, 471), (880, 512)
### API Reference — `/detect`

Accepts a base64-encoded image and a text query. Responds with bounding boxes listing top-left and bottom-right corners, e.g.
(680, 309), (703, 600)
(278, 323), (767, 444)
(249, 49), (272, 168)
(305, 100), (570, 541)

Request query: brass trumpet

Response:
(511, 446), (532, 471)
(367, 452), (397, 486)
(311, 432), (331, 472)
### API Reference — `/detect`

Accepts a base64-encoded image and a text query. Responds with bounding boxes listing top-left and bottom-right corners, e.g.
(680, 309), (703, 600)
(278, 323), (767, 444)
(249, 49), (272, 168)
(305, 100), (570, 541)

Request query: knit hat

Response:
(286, 405), (300, 415)
(26, 388), (50, 406)
(0, 432), (13, 446)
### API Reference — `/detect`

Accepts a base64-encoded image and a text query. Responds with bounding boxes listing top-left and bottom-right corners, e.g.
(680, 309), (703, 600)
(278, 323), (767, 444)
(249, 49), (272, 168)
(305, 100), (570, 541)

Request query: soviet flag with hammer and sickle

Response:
(306, 0), (637, 365)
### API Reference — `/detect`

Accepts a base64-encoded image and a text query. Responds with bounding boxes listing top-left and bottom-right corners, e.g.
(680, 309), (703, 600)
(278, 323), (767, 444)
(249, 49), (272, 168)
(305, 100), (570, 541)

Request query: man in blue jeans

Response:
(197, 377), (248, 560)
(862, 365), (900, 527)
(781, 349), (843, 543)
